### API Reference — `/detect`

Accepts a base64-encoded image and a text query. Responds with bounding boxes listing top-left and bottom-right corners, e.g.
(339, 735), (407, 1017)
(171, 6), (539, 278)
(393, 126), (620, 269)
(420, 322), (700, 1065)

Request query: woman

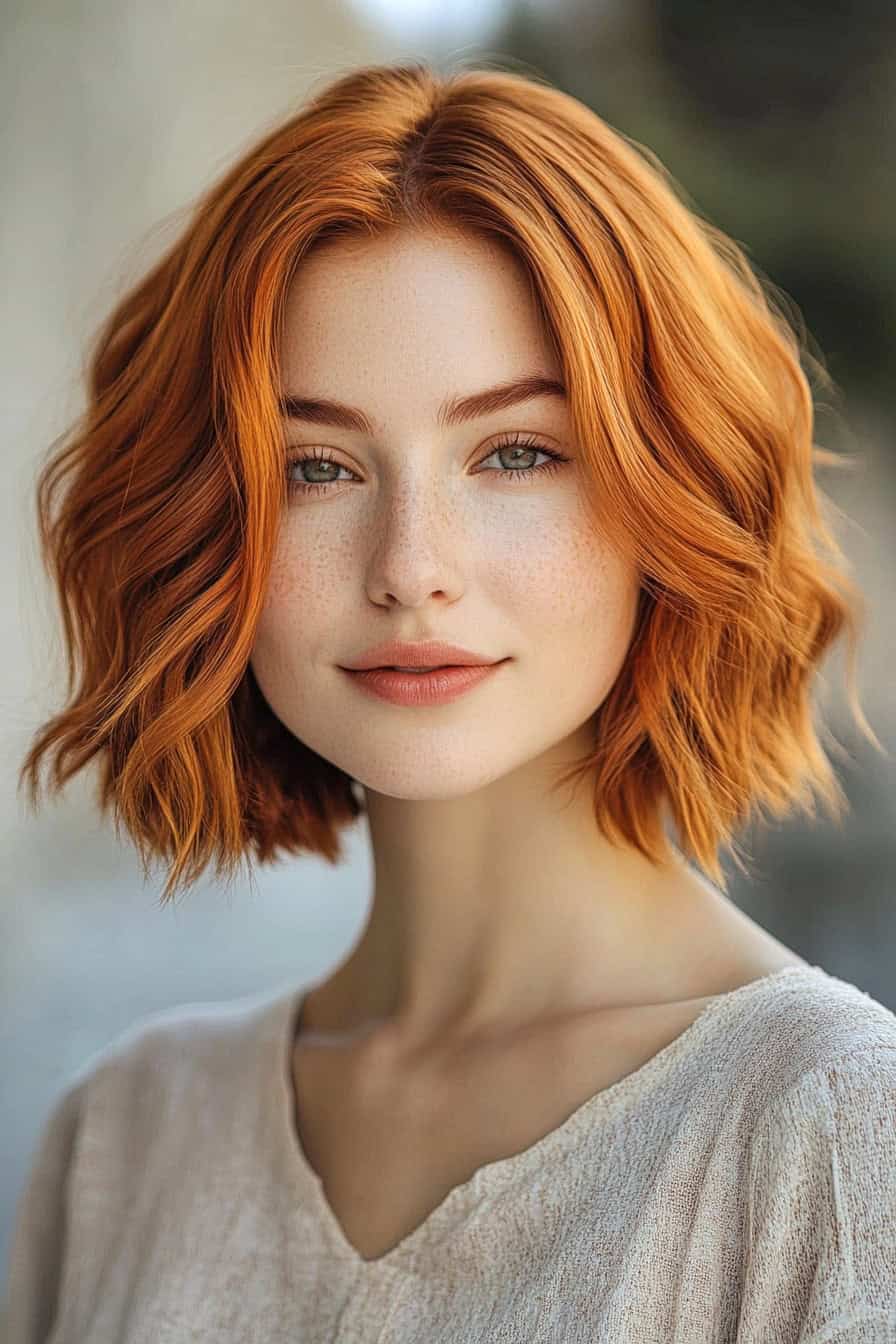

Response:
(6, 60), (896, 1342)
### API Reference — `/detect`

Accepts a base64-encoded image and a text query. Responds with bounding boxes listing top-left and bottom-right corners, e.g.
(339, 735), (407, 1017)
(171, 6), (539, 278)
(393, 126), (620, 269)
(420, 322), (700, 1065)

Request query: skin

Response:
(249, 224), (805, 1073)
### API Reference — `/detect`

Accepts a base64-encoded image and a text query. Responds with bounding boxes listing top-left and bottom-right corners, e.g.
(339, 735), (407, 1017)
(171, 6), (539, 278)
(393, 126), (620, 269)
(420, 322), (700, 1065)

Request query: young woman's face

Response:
(250, 226), (641, 800)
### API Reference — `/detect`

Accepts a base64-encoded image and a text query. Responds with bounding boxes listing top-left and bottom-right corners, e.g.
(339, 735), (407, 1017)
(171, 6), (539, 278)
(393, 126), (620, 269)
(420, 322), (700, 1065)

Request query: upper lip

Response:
(341, 640), (504, 671)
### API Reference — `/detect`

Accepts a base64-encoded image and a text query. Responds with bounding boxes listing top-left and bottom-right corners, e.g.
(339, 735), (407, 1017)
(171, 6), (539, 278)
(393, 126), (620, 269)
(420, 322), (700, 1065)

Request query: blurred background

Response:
(2, 0), (894, 1283)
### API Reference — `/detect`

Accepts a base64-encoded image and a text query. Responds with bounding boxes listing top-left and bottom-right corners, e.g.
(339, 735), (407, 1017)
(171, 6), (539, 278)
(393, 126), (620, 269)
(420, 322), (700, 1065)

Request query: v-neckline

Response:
(272, 964), (818, 1273)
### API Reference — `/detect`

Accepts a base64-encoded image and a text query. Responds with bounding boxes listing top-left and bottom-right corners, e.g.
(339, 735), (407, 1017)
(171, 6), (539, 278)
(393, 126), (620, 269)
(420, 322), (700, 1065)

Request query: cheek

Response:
(512, 520), (640, 717)
(496, 511), (639, 644)
(258, 525), (351, 632)
(250, 534), (334, 693)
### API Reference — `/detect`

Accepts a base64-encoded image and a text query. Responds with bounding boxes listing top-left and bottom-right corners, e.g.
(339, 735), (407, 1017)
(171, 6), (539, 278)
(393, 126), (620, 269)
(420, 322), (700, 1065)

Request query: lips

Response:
(343, 639), (500, 671)
(342, 660), (506, 706)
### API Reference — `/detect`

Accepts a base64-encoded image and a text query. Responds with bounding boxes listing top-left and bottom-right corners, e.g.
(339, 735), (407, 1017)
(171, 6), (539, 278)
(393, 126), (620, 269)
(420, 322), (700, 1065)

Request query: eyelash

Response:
(284, 433), (568, 498)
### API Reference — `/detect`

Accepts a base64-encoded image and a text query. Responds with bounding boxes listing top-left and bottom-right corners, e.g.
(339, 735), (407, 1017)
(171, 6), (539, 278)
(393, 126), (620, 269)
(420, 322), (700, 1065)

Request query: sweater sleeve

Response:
(736, 1045), (896, 1344)
(1, 1074), (86, 1344)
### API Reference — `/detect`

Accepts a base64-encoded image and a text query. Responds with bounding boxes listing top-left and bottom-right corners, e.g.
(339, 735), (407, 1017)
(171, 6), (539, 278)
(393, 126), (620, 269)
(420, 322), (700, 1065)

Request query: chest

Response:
(289, 995), (714, 1263)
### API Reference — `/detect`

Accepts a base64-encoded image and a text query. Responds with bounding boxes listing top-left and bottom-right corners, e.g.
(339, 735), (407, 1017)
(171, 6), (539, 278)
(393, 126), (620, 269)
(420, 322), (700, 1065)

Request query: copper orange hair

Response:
(18, 60), (882, 904)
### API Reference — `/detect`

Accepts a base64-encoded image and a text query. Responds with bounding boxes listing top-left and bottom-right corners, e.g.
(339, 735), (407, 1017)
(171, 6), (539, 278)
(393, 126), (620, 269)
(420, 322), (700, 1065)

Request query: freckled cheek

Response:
(498, 517), (634, 620)
(253, 537), (342, 659)
(513, 531), (639, 676)
(263, 552), (316, 608)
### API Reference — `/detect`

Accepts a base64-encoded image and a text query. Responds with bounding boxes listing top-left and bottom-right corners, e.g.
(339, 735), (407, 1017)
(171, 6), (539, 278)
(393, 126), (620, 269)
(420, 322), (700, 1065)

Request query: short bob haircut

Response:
(19, 60), (882, 906)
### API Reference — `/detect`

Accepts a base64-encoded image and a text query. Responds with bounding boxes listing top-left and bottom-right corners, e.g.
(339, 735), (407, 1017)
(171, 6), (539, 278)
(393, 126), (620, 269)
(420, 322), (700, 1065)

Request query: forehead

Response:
(284, 224), (524, 308)
(279, 228), (561, 412)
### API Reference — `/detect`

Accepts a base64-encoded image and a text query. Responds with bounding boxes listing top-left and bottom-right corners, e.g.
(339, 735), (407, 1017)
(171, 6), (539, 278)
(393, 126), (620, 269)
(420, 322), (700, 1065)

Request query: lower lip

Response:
(341, 661), (508, 706)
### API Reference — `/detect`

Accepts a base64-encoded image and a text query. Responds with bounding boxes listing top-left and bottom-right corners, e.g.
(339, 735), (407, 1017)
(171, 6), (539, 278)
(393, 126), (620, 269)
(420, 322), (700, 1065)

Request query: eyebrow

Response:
(277, 374), (567, 434)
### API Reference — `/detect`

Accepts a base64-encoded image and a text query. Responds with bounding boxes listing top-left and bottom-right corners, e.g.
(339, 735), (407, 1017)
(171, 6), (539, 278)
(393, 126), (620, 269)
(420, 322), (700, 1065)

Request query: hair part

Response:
(18, 59), (884, 904)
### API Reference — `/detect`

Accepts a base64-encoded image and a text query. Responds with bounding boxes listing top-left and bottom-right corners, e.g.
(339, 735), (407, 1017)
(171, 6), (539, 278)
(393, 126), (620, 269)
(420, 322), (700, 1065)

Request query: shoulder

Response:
(727, 966), (896, 1117)
(742, 967), (896, 1222)
(15, 980), (304, 1233)
(60, 978), (302, 1124)
(750, 1039), (896, 1160)
(736, 977), (896, 1333)
(676, 965), (896, 1149)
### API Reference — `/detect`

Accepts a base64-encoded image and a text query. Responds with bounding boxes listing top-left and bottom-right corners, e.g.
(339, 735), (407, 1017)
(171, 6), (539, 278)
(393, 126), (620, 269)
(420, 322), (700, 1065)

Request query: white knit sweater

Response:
(3, 963), (896, 1342)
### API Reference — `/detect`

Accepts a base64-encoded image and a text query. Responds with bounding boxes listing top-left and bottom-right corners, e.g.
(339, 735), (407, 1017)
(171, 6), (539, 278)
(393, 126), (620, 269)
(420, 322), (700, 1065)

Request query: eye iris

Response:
(307, 458), (339, 481)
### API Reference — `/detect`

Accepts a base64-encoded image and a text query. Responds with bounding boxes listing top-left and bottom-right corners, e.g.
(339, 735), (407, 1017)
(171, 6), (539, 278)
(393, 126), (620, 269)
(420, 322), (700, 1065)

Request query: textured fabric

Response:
(3, 963), (896, 1342)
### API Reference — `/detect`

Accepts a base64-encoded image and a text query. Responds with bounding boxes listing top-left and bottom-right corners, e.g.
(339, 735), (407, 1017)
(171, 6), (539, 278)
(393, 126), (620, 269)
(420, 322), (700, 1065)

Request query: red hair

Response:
(18, 60), (882, 904)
